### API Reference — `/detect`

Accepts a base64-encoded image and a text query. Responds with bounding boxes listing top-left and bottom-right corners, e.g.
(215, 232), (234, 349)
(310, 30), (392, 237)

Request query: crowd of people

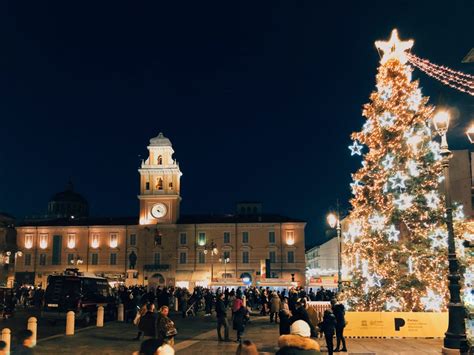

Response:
(115, 284), (346, 355)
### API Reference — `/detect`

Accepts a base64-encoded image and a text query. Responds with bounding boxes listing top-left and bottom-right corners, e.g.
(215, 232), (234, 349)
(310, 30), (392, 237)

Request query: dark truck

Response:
(42, 269), (117, 325)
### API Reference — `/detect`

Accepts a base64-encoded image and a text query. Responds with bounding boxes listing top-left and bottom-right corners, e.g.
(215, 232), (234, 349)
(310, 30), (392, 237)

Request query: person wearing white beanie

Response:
(276, 320), (321, 354)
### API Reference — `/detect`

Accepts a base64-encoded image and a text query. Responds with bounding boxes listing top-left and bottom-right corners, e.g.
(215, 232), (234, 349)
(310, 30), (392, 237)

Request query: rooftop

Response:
(17, 213), (305, 227)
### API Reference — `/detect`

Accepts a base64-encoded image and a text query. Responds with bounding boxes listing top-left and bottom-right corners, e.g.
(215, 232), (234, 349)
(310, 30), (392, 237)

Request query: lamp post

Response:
(204, 240), (218, 285)
(219, 257), (230, 290)
(326, 212), (342, 293)
(433, 111), (468, 353)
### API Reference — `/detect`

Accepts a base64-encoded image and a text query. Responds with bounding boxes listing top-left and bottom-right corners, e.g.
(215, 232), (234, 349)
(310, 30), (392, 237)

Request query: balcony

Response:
(144, 264), (170, 271)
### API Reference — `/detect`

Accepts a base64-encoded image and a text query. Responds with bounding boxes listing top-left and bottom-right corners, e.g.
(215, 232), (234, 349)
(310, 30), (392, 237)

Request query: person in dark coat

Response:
(278, 308), (291, 335)
(155, 305), (177, 346)
(138, 303), (157, 338)
(318, 309), (336, 355)
(215, 293), (230, 341)
(232, 305), (248, 342)
(276, 320), (321, 355)
(290, 302), (317, 337)
(331, 299), (347, 352)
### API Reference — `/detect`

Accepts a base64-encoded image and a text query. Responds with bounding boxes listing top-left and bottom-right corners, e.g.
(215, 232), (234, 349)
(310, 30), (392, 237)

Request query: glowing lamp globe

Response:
(432, 111), (450, 134)
(327, 213), (337, 228)
(466, 125), (474, 144)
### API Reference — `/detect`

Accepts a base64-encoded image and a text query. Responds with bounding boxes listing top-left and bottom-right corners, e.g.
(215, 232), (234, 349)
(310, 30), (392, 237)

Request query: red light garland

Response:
(407, 53), (474, 96)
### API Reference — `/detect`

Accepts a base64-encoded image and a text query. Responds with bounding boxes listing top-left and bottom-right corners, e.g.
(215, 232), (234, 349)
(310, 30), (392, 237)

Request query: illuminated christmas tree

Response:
(342, 29), (469, 312)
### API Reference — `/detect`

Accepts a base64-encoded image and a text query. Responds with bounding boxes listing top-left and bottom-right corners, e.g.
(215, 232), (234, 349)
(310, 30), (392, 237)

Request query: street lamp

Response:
(219, 257), (230, 290)
(432, 110), (468, 353)
(204, 240), (218, 285)
(326, 211), (342, 293)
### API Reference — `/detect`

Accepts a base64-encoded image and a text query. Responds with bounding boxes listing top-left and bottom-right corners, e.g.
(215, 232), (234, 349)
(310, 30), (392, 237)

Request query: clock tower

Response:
(138, 132), (182, 225)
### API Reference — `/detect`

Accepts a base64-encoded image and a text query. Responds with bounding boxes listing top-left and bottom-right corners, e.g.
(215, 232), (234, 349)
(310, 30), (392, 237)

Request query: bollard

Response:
(27, 317), (37, 346)
(1, 328), (11, 355)
(242, 295), (247, 308)
(174, 297), (178, 312)
(96, 306), (104, 327)
(66, 311), (75, 336)
(117, 303), (124, 322)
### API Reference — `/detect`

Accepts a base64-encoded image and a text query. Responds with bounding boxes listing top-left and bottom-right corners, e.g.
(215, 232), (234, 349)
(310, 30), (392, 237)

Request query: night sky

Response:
(1, 1), (473, 247)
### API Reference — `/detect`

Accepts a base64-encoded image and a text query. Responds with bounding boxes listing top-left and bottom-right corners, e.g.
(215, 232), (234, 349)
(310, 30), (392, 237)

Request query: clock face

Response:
(151, 203), (168, 218)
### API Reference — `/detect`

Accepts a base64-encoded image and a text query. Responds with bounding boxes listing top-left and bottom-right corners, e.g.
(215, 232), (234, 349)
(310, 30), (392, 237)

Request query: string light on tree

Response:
(428, 228), (448, 249)
(386, 297), (402, 311)
(421, 289), (444, 312)
(369, 213), (386, 232)
(375, 28), (414, 65)
(406, 160), (420, 177)
(379, 112), (396, 128)
(428, 141), (442, 160)
(340, 29), (471, 312)
(382, 154), (395, 169)
(407, 89), (422, 110)
(394, 193), (414, 210)
(424, 191), (440, 209)
(349, 140), (363, 156)
(350, 180), (362, 195)
(362, 120), (373, 134)
(407, 256), (414, 274)
(389, 171), (408, 190)
(453, 204), (465, 221)
(386, 224), (400, 242)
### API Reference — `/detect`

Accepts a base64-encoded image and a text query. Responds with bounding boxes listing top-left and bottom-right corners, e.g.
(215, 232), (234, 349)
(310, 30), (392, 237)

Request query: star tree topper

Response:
(375, 29), (414, 65)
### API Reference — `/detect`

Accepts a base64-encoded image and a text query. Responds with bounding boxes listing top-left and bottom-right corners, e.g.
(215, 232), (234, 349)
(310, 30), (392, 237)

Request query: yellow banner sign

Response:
(344, 312), (448, 338)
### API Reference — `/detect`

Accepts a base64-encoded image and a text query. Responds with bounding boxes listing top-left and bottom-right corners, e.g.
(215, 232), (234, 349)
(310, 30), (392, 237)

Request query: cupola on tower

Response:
(138, 133), (182, 225)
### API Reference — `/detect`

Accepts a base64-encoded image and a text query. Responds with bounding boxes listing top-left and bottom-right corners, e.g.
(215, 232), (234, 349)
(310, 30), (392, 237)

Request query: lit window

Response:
(224, 232), (230, 244)
(67, 234), (76, 249)
(198, 232), (206, 246)
(91, 234), (100, 249)
(242, 232), (249, 244)
(286, 231), (295, 246)
(110, 233), (118, 248)
(25, 234), (33, 249)
(130, 234), (137, 246)
(39, 234), (48, 249)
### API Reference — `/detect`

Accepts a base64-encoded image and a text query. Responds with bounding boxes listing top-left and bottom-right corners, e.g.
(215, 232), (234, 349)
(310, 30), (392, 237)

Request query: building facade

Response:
(15, 133), (306, 289)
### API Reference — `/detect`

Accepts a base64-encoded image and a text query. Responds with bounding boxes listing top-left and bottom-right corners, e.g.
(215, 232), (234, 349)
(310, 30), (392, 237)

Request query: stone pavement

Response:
(31, 314), (444, 354)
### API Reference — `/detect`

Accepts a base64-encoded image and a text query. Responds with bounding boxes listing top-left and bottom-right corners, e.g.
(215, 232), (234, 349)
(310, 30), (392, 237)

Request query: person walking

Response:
(270, 291), (282, 323)
(156, 306), (177, 346)
(232, 304), (248, 343)
(216, 293), (230, 341)
(133, 304), (149, 340)
(138, 303), (157, 339)
(331, 299), (347, 352)
(318, 309), (336, 355)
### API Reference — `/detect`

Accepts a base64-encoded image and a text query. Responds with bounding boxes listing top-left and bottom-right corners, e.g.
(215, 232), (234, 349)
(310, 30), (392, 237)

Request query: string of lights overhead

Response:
(407, 53), (474, 96)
